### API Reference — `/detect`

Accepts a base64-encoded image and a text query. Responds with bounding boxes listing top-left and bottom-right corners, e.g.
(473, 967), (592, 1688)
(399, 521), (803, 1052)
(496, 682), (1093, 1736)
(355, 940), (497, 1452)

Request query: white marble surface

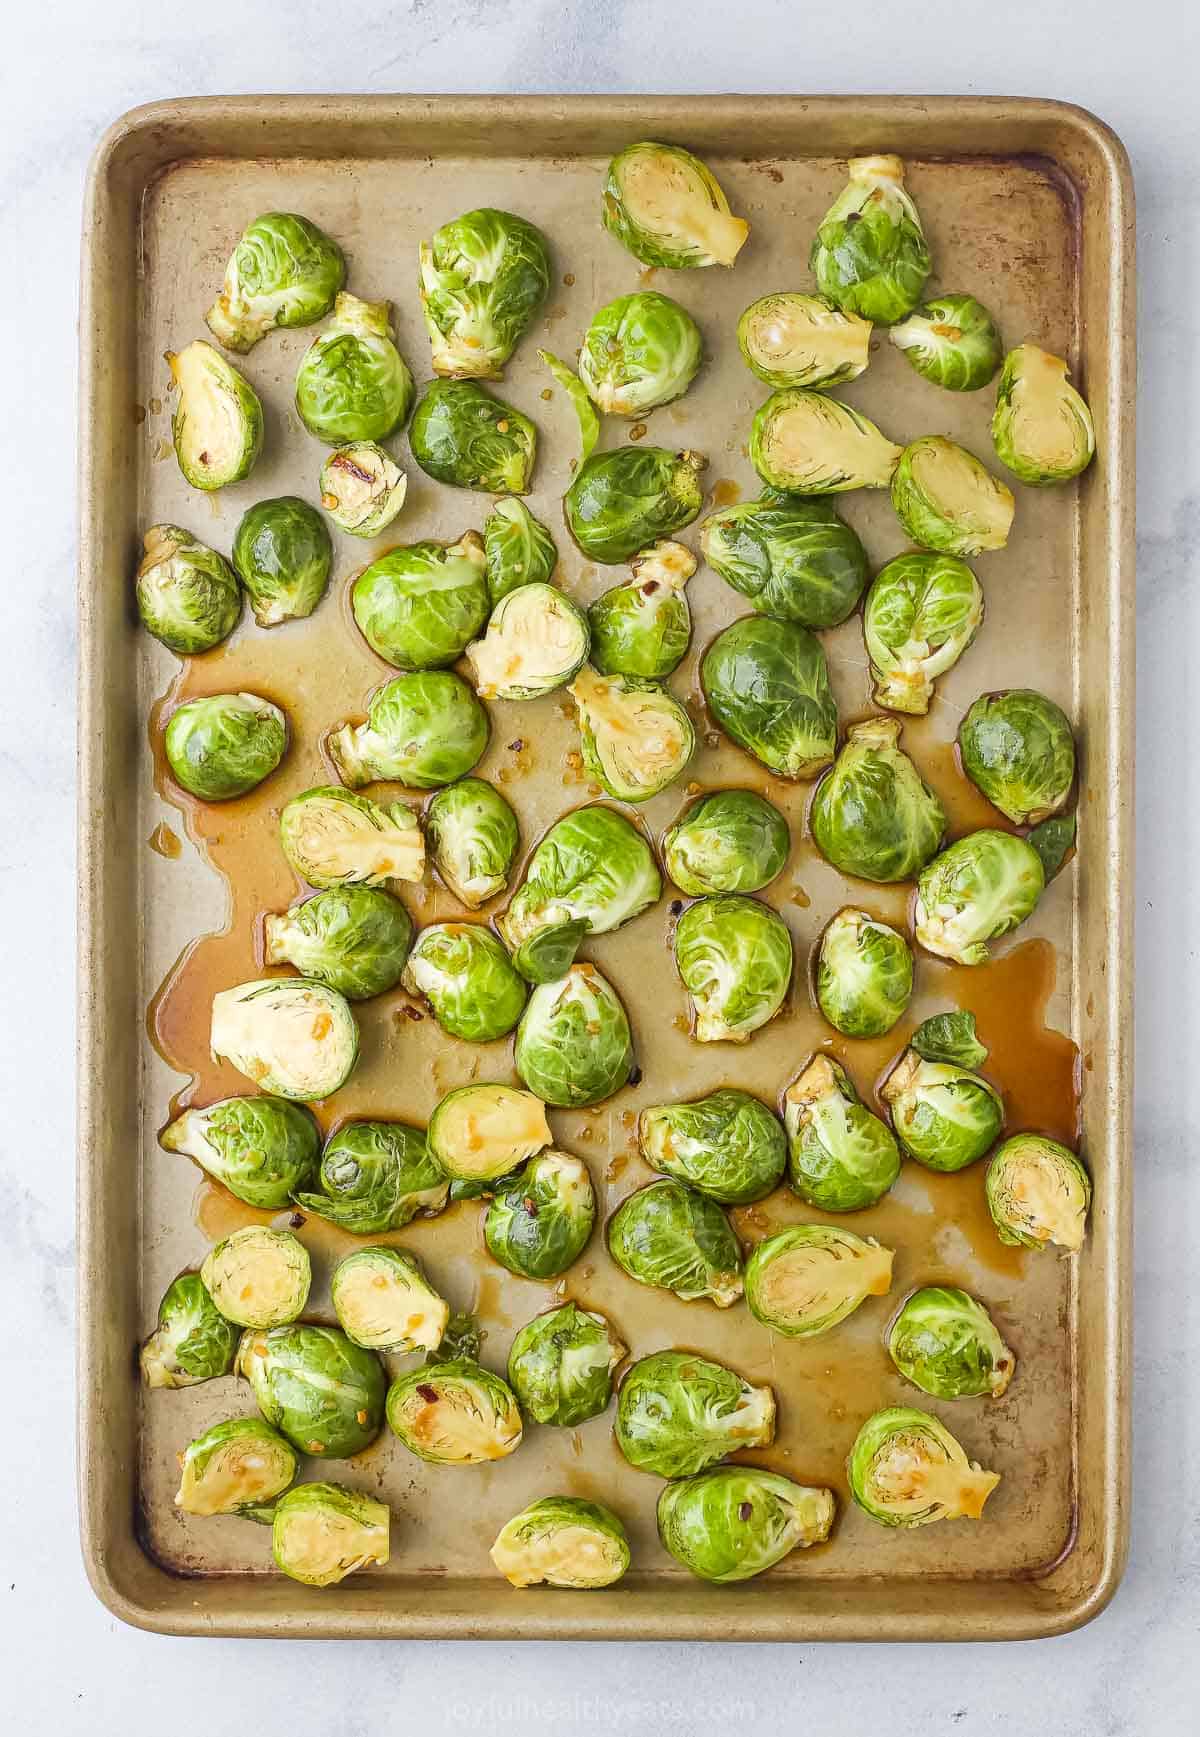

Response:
(2, 4), (1197, 1731)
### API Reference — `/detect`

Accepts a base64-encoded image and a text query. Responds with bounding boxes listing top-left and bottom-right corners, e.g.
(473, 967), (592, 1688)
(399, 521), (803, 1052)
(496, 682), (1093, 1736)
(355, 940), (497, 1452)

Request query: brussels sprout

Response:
(607, 1179), (743, 1307)
(418, 207), (551, 379)
(701, 616), (837, 780)
(295, 292), (414, 444)
(882, 1050), (1003, 1173)
(578, 291), (703, 416)
(167, 340), (264, 491)
(1028, 813), (1076, 882)
(674, 894), (793, 1043)
(811, 154), (930, 325)
(484, 1150), (596, 1279)
(745, 1224), (894, 1338)
(602, 141), (749, 269)
(319, 442), (408, 538)
(863, 551), (985, 715)
(810, 717), (946, 883)
(888, 1286), (1015, 1400)
(386, 1359), (523, 1465)
(236, 1323), (386, 1458)
(515, 964), (634, 1107)
(401, 923), (526, 1041)
(409, 379), (536, 494)
(484, 497), (558, 604)
(914, 830), (1045, 965)
(889, 294), (1003, 392)
(662, 791), (789, 899)
(491, 1496), (630, 1589)
(426, 777), (519, 909)
(537, 348), (601, 463)
(352, 532), (490, 670)
(912, 1009), (987, 1069)
(272, 1482), (390, 1587)
(279, 786), (424, 888)
(564, 447), (706, 564)
(985, 1135), (1091, 1252)
(160, 1095), (320, 1208)
(506, 1303), (626, 1427)
(588, 540), (695, 679)
(736, 291), (871, 389)
(616, 1351), (775, 1478)
(567, 668), (694, 803)
(206, 212), (345, 353)
(329, 670), (489, 790)
(331, 1247), (449, 1353)
(175, 1417), (297, 1517)
(140, 1272), (238, 1389)
(892, 436), (1015, 557)
(815, 908), (913, 1039)
(135, 525), (242, 655)
(232, 497), (332, 627)
(700, 494), (868, 629)
(638, 1088), (786, 1205)
(658, 1468), (835, 1582)
(848, 1407), (1000, 1527)
(427, 1083), (552, 1182)
(784, 1054), (901, 1212)
(750, 388), (901, 495)
(510, 920), (590, 987)
(295, 1120), (448, 1233)
(466, 582), (590, 700)
(210, 977), (359, 1101)
(263, 886), (413, 1001)
(164, 692), (287, 801)
(200, 1226), (311, 1329)
(992, 344), (1096, 485)
(958, 689), (1076, 826)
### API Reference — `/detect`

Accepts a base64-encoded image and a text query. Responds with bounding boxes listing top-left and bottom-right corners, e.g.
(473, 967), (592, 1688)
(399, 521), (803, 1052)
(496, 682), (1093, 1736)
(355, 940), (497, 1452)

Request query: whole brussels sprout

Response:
(296, 1119), (448, 1233)
(588, 540), (695, 679)
(484, 1150), (596, 1279)
(569, 667), (694, 803)
(889, 294), (1003, 392)
(750, 388), (901, 493)
(263, 887), (413, 1001)
(737, 292), (871, 389)
(810, 154), (930, 325)
(992, 344), (1095, 485)
(175, 1416), (297, 1517)
(135, 525), (242, 654)
(331, 1246), (448, 1353)
(352, 532), (489, 669)
(200, 1226), (311, 1329)
(639, 1088), (786, 1204)
(319, 442), (407, 538)
(564, 447), (706, 564)
(515, 964), (634, 1107)
(958, 689), (1076, 825)
(491, 1496), (630, 1589)
(139, 1272), (238, 1389)
(616, 1350), (775, 1477)
(160, 1095), (320, 1208)
(426, 777), (519, 909)
(882, 1048), (1003, 1173)
(848, 1406), (1000, 1527)
(419, 207), (551, 379)
(427, 1083), (551, 1183)
(607, 1178), (743, 1308)
(467, 582), (590, 699)
(700, 493), (868, 628)
(484, 497), (558, 603)
(701, 616), (837, 779)
(165, 692), (287, 801)
(810, 717), (946, 883)
(232, 497), (332, 627)
(784, 1054), (901, 1212)
(892, 436), (1015, 557)
(506, 1302), (626, 1427)
(911, 1008), (987, 1069)
(279, 786), (424, 888)
(578, 291), (703, 415)
(329, 670), (489, 789)
(863, 550), (984, 715)
(210, 977), (358, 1100)
(985, 1134), (1091, 1252)
(237, 1323), (386, 1458)
(167, 340), (264, 491)
(914, 830), (1045, 965)
(387, 1359), (523, 1465)
(674, 894), (793, 1043)
(409, 379), (536, 494)
(1028, 813), (1077, 883)
(602, 141), (749, 269)
(658, 1468), (835, 1582)
(745, 1224), (895, 1338)
(295, 293), (414, 444)
(888, 1286), (1015, 1400)
(815, 907), (913, 1038)
(538, 347), (601, 462)
(402, 922), (527, 1042)
(662, 790), (789, 899)
(272, 1482), (390, 1587)
(206, 211), (344, 353)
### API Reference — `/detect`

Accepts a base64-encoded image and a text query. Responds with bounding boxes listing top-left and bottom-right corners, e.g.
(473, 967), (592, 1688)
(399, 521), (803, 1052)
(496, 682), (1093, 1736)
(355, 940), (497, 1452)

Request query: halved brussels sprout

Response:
(892, 436), (1015, 557)
(167, 340), (264, 491)
(815, 908), (913, 1038)
(701, 616), (837, 780)
(674, 894), (793, 1043)
(206, 212), (345, 353)
(329, 670), (490, 790)
(160, 1095), (320, 1208)
(602, 141), (749, 269)
(506, 1302), (626, 1427)
(331, 1246), (448, 1353)
(912, 1008), (987, 1069)
(811, 154), (930, 325)
(210, 977), (359, 1101)
(882, 1050), (1003, 1173)
(409, 380), (536, 494)
(319, 442), (408, 538)
(745, 1224), (894, 1338)
(491, 1496), (630, 1589)
(165, 693), (287, 801)
(272, 1482), (390, 1587)
(588, 540), (695, 679)
(135, 525), (242, 655)
(352, 532), (489, 670)
(264, 887), (413, 1000)
(175, 1416), (297, 1517)
(232, 497), (332, 627)
(639, 1088), (786, 1204)
(616, 1350), (775, 1478)
(607, 1178), (743, 1308)
(140, 1272), (238, 1389)
(419, 207), (551, 379)
(537, 348), (601, 463)
(914, 830), (1045, 965)
(295, 293), (414, 444)
(515, 964), (634, 1107)
(568, 667), (694, 803)
(889, 294), (1003, 392)
(658, 1468), (835, 1582)
(427, 1083), (552, 1182)
(958, 689), (1076, 826)
(279, 786), (424, 888)
(484, 1150), (595, 1279)
(1028, 813), (1076, 882)
(863, 551), (984, 715)
(700, 493), (868, 629)
(848, 1407), (1000, 1527)
(750, 388), (902, 494)
(295, 1120), (448, 1233)
(387, 1359), (523, 1464)
(810, 717), (946, 883)
(236, 1323), (386, 1458)
(200, 1226), (311, 1329)
(485, 497), (558, 604)
(663, 790), (789, 899)
(426, 777), (519, 909)
(737, 292), (871, 389)
(467, 582), (590, 699)
(402, 922), (527, 1042)
(888, 1286), (1015, 1400)
(578, 291), (703, 416)
(985, 1135), (1091, 1252)
(784, 1054), (901, 1212)
(564, 447), (706, 564)
(992, 344), (1095, 485)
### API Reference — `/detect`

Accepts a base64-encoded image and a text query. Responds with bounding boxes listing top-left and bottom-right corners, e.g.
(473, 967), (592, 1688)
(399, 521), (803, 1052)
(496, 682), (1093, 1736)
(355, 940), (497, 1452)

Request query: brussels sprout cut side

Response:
(863, 551), (984, 715)
(658, 1469), (835, 1582)
(515, 964), (634, 1107)
(811, 717), (946, 884)
(602, 140), (749, 269)
(279, 786), (424, 888)
(888, 1287), (1015, 1400)
(175, 1417), (297, 1517)
(674, 894), (794, 1044)
(206, 212), (345, 353)
(332, 1246), (449, 1353)
(296, 1119), (448, 1234)
(233, 496), (332, 627)
(387, 1359), (523, 1465)
(607, 1178), (743, 1308)
(701, 616), (837, 780)
(663, 790), (790, 899)
(958, 688), (1076, 825)
(200, 1226), (311, 1329)
(135, 525), (242, 655)
(164, 693), (287, 802)
(426, 778), (519, 909)
(615, 1350), (775, 1478)
(484, 1150), (596, 1279)
(737, 292), (871, 389)
(492, 1497), (630, 1589)
(892, 436), (1015, 557)
(160, 1095), (320, 1208)
(750, 389), (902, 495)
(409, 379), (537, 495)
(815, 908), (913, 1039)
(210, 978), (359, 1100)
(352, 532), (490, 670)
(784, 1054), (901, 1213)
(507, 1303), (626, 1427)
(700, 492), (869, 629)
(914, 830), (1045, 965)
(237, 1323), (386, 1458)
(578, 291), (703, 415)
(889, 295), (1003, 392)
(140, 1273), (239, 1389)
(263, 886), (413, 1000)
(810, 154), (930, 325)
(167, 340), (264, 492)
(427, 1083), (552, 1182)
(272, 1483), (390, 1587)
(588, 540), (695, 680)
(568, 667), (694, 803)
(329, 670), (490, 790)
(402, 923), (527, 1042)
(992, 344), (1095, 485)
(745, 1225), (894, 1339)
(564, 447), (706, 564)
(467, 582), (590, 700)
(848, 1407), (1001, 1527)
(639, 1088), (786, 1204)
(986, 1135), (1091, 1253)
(484, 497), (558, 603)
(319, 442), (408, 538)
(419, 207), (551, 379)
(295, 292), (415, 444)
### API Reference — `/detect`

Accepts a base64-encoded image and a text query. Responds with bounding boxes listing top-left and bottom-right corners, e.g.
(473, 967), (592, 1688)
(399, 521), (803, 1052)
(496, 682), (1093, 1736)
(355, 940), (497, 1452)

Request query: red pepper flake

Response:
(289, 1212), (306, 1229)
(738, 1501), (753, 1521)
(507, 738), (525, 752)
(417, 1384), (438, 1404)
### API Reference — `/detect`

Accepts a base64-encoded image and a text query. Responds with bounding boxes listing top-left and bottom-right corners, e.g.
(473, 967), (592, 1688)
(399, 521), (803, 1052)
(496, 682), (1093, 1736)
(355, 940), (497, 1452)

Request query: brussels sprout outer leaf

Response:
(537, 350), (600, 463)
(911, 1010), (987, 1069)
(1027, 813), (1076, 882)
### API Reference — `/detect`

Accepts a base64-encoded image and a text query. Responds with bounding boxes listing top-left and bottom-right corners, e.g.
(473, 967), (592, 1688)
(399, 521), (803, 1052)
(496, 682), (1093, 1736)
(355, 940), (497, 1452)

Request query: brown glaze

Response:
(708, 477), (742, 508)
(147, 821), (182, 859)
